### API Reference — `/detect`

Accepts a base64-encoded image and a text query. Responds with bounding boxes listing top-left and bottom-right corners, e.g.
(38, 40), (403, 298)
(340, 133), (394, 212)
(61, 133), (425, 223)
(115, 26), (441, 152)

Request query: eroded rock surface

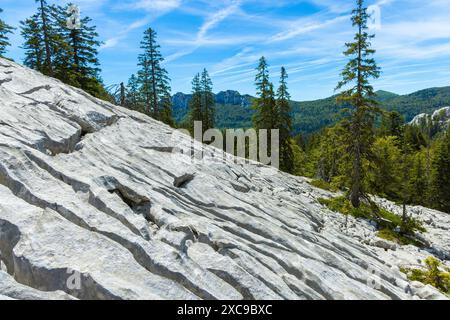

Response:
(0, 59), (448, 300)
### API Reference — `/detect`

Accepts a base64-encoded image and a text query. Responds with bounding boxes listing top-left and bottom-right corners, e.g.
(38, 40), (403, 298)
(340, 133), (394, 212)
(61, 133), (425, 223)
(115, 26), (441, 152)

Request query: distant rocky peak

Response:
(171, 90), (253, 110)
(410, 106), (450, 130)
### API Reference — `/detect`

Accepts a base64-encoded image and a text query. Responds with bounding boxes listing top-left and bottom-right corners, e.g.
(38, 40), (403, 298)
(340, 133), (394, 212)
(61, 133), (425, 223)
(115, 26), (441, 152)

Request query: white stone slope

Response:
(410, 106), (450, 130)
(0, 58), (448, 300)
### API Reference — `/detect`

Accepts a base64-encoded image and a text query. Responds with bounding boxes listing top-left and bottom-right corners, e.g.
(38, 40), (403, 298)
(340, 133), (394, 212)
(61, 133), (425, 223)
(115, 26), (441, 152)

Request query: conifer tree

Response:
(188, 73), (203, 134)
(252, 57), (278, 160)
(159, 82), (175, 127)
(21, 2), (65, 77)
(200, 68), (215, 130)
(57, 5), (104, 94)
(252, 57), (276, 131)
(276, 67), (294, 173)
(407, 151), (429, 206)
(125, 74), (142, 111)
(35, 0), (56, 76)
(21, 16), (44, 70)
(429, 129), (450, 213)
(137, 28), (172, 123)
(380, 111), (404, 137)
(0, 8), (14, 58)
(336, 0), (381, 207)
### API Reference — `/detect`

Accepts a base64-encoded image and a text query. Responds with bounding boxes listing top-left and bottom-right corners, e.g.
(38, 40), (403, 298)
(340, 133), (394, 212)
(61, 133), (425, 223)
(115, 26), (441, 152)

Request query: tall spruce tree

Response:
(336, 0), (381, 207)
(137, 28), (172, 124)
(252, 56), (276, 131)
(35, 0), (56, 76)
(55, 4), (104, 98)
(252, 57), (277, 161)
(0, 9), (14, 58)
(188, 73), (203, 134)
(429, 129), (450, 213)
(276, 67), (294, 173)
(159, 81), (175, 127)
(22, 2), (65, 77)
(200, 68), (215, 130)
(49, 5), (75, 86)
(21, 15), (44, 70)
(125, 74), (142, 111)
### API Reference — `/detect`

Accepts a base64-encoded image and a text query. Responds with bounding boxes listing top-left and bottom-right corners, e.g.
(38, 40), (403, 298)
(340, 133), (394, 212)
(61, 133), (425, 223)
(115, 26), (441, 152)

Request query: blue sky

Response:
(1, 0), (450, 100)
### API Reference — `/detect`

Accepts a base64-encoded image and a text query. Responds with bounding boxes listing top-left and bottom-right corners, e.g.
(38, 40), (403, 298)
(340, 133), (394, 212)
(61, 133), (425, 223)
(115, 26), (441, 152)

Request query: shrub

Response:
(319, 196), (425, 246)
(400, 257), (450, 295)
(377, 228), (423, 246)
(309, 179), (339, 192)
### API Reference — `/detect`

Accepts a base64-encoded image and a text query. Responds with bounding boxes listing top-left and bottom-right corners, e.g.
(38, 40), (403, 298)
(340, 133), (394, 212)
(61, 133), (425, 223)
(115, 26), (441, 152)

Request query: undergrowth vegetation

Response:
(308, 179), (339, 192)
(318, 196), (426, 246)
(400, 257), (450, 295)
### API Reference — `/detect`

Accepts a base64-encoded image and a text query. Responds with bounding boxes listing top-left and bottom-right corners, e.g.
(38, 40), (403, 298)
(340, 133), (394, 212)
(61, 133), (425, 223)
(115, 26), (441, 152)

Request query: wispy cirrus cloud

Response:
(101, 17), (152, 49)
(269, 14), (349, 42)
(4, 0), (447, 100)
(101, 0), (182, 50)
(165, 0), (243, 62)
(122, 0), (182, 14)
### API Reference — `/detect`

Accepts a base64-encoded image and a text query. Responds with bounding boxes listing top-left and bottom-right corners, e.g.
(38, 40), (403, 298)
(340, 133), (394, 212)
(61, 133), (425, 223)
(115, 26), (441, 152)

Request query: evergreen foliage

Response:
(401, 257), (450, 295)
(335, 0), (381, 207)
(0, 8), (14, 58)
(187, 69), (215, 133)
(136, 28), (173, 125)
(276, 67), (294, 173)
(20, 2), (109, 99)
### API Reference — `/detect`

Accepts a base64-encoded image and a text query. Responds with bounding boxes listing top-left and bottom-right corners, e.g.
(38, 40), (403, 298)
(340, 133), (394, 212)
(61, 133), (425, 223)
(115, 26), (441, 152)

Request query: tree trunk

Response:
(149, 34), (159, 119)
(39, 0), (53, 76)
(350, 8), (364, 208)
(71, 30), (80, 73)
(350, 135), (362, 208)
(120, 82), (125, 106)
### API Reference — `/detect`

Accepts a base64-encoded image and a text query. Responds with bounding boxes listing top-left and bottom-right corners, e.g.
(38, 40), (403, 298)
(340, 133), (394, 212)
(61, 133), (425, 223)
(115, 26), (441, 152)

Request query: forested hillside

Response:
(172, 87), (450, 135)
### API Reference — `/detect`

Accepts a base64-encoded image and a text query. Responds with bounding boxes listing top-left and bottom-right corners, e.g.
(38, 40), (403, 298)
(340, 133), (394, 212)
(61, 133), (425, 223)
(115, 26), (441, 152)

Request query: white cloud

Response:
(100, 16), (152, 50)
(101, 1), (182, 50)
(197, 0), (241, 40)
(269, 15), (349, 42)
(127, 0), (182, 13)
(164, 0), (243, 62)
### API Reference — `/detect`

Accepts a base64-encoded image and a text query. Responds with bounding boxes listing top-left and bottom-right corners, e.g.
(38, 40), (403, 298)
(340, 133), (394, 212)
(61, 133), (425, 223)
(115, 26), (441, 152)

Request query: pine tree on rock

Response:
(125, 74), (143, 111)
(0, 9), (14, 58)
(336, 0), (381, 208)
(252, 57), (277, 160)
(276, 67), (294, 173)
(188, 73), (203, 134)
(49, 5), (76, 86)
(137, 28), (173, 124)
(22, 2), (65, 78)
(54, 4), (106, 98)
(429, 129), (450, 213)
(200, 68), (215, 130)
(21, 15), (45, 71)
(407, 150), (429, 207)
(35, 0), (56, 76)
(252, 57), (276, 131)
(159, 82), (175, 127)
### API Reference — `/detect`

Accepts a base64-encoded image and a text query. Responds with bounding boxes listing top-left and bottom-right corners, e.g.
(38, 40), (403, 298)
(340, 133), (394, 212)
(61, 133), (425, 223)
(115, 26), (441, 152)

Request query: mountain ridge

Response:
(172, 87), (450, 135)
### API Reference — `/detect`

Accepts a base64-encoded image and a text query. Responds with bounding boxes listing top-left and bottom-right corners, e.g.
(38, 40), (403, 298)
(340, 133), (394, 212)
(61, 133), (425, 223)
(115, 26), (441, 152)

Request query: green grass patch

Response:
(400, 257), (450, 295)
(377, 228), (423, 246)
(319, 196), (426, 246)
(309, 179), (339, 192)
